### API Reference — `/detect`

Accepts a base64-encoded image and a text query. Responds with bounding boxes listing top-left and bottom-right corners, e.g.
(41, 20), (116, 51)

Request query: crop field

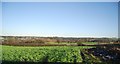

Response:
(81, 42), (98, 45)
(1, 44), (119, 64)
(1, 45), (96, 63)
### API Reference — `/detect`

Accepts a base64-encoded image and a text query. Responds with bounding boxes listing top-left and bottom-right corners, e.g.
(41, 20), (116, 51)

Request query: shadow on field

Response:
(80, 44), (120, 64)
(1, 55), (81, 64)
(3, 60), (112, 64)
(1, 61), (88, 64)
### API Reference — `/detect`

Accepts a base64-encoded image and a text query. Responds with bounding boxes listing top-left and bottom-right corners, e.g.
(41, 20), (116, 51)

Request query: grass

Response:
(82, 42), (98, 45)
(1, 45), (94, 63)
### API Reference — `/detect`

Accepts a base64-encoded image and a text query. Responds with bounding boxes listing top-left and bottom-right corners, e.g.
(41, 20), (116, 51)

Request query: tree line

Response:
(1, 36), (119, 46)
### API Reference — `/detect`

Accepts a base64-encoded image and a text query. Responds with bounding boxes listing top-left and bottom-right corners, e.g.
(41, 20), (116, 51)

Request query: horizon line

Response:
(1, 35), (118, 38)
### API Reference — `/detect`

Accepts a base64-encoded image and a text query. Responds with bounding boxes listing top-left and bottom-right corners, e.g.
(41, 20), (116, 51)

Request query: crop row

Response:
(1, 45), (93, 63)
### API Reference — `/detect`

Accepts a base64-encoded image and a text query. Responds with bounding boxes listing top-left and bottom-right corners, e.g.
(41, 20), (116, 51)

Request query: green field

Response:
(1, 45), (97, 63)
(81, 42), (98, 45)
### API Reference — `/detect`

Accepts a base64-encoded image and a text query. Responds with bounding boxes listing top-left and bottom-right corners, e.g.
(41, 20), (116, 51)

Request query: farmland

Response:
(1, 36), (120, 64)
(1, 45), (120, 64)
(1, 45), (100, 63)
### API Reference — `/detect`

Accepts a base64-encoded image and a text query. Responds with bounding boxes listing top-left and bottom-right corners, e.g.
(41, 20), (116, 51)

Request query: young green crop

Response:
(1, 45), (93, 63)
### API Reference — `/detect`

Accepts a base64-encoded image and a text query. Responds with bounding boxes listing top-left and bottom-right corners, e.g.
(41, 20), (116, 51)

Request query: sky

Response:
(0, 2), (2, 36)
(2, 2), (118, 38)
(1, 0), (120, 2)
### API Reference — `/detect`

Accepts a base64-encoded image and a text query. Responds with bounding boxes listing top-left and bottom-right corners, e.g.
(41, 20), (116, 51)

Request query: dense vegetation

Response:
(1, 45), (120, 64)
(1, 45), (95, 63)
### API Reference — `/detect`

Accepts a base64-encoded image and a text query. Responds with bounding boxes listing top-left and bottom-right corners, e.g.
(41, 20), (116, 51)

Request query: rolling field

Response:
(1, 45), (95, 63)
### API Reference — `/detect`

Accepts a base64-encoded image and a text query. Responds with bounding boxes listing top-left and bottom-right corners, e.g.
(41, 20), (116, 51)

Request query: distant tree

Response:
(56, 39), (60, 44)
